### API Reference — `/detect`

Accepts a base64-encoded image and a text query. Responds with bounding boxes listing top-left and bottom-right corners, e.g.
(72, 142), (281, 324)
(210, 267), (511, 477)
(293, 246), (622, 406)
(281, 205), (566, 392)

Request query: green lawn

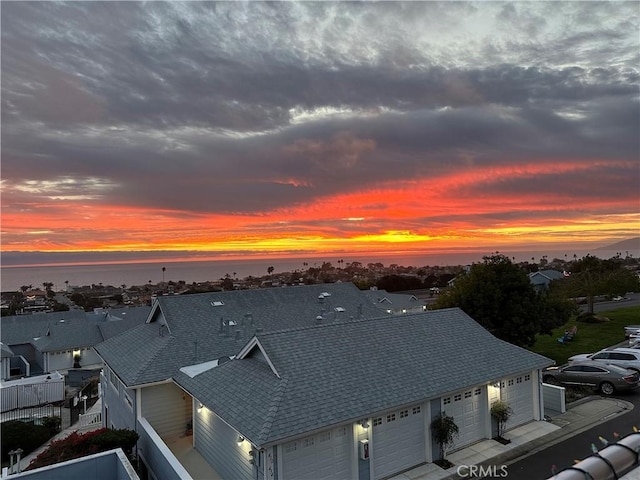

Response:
(528, 306), (640, 366)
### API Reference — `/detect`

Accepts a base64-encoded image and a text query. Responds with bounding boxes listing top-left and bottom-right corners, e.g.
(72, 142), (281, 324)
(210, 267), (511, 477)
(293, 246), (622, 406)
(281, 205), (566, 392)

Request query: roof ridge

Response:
(130, 334), (173, 385)
(257, 375), (289, 444)
(256, 307), (462, 338)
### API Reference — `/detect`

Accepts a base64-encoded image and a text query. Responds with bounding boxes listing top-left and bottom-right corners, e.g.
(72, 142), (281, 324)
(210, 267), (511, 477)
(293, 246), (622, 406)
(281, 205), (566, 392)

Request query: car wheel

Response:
(599, 381), (615, 395)
(543, 376), (559, 386)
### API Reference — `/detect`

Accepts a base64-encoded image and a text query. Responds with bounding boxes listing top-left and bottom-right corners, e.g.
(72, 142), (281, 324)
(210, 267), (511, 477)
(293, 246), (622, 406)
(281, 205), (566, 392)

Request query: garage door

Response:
(501, 373), (534, 428)
(281, 425), (352, 480)
(442, 387), (484, 450)
(372, 405), (426, 479)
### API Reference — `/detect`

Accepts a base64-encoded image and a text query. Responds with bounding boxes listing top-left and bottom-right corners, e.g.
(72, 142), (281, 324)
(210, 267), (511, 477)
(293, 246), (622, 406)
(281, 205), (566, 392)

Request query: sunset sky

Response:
(2, 1), (639, 260)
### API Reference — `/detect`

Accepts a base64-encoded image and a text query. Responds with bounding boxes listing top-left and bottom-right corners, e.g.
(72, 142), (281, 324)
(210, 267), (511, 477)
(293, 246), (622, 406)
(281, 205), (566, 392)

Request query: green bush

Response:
(41, 416), (62, 436)
(1, 421), (52, 463)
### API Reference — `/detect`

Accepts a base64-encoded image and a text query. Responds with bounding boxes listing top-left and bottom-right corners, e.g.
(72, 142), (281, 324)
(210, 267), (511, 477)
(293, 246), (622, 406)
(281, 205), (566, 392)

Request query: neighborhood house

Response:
(94, 283), (553, 480)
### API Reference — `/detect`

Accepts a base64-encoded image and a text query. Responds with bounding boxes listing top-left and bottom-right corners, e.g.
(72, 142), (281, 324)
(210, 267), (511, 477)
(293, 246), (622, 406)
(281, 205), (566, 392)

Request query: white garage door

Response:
(442, 386), (484, 450)
(501, 373), (534, 428)
(373, 405), (426, 479)
(281, 425), (352, 480)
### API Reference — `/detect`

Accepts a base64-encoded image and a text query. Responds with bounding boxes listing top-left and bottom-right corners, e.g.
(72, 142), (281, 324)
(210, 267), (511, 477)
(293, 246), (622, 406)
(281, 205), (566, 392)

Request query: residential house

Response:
(528, 270), (565, 292)
(94, 283), (552, 480)
(362, 287), (427, 315)
(1, 308), (149, 378)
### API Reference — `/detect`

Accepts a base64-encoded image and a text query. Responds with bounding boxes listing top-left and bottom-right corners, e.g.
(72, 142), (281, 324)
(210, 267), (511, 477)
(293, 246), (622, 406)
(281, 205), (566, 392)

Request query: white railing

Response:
(78, 411), (102, 428)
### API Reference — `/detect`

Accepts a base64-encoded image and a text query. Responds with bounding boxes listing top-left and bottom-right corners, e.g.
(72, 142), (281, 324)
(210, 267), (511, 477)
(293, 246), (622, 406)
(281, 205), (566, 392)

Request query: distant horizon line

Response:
(2, 242), (638, 269)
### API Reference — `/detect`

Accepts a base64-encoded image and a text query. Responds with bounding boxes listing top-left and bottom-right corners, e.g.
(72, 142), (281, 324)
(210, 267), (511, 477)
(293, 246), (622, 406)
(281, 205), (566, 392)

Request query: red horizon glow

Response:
(2, 159), (638, 257)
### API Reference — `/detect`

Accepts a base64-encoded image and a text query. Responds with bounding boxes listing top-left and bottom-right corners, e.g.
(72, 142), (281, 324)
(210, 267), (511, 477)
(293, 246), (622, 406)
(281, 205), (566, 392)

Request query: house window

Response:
(109, 369), (118, 389)
(443, 397), (451, 405)
(124, 390), (133, 409)
(302, 437), (315, 448)
(319, 432), (331, 443)
(464, 391), (472, 399)
(454, 394), (462, 402)
(373, 417), (382, 427)
(400, 409), (409, 418)
(524, 374), (531, 381)
(386, 413), (396, 422)
(508, 379), (514, 386)
(335, 426), (347, 437)
(412, 406), (421, 414)
(516, 377), (523, 384)
(284, 442), (297, 453)
(474, 388), (482, 395)
(500, 381), (505, 388)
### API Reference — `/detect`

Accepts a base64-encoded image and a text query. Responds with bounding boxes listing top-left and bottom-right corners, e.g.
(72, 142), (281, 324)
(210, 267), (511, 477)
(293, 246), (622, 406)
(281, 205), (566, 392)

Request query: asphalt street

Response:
(500, 390), (640, 479)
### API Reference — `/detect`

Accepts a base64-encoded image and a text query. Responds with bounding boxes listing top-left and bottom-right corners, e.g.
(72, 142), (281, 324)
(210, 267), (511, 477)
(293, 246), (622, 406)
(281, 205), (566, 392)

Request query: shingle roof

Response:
(98, 307), (151, 340)
(96, 283), (383, 386)
(1, 309), (145, 354)
(1, 310), (103, 351)
(362, 289), (424, 311)
(174, 307), (553, 447)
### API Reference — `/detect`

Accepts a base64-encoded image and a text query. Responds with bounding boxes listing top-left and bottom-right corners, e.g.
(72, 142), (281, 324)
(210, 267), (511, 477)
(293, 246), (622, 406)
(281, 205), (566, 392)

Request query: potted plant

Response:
(490, 400), (512, 444)
(430, 412), (459, 469)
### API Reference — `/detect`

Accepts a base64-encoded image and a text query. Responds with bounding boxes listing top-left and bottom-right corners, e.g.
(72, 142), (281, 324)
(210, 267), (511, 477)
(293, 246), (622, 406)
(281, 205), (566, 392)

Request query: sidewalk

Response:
(389, 396), (633, 480)
(10, 398), (103, 474)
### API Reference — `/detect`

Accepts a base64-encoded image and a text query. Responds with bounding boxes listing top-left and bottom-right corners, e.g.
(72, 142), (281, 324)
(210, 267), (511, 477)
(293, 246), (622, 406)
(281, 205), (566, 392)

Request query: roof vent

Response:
(318, 295), (325, 304)
(335, 307), (345, 313)
(211, 300), (224, 307)
(315, 315), (323, 324)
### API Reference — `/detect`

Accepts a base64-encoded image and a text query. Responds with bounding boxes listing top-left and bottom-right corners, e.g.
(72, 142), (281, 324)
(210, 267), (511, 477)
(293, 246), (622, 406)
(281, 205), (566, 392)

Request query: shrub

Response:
(490, 400), (513, 438)
(431, 412), (459, 462)
(41, 416), (62, 436)
(26, 428), (139, 470)
(1, 421), (52, 463)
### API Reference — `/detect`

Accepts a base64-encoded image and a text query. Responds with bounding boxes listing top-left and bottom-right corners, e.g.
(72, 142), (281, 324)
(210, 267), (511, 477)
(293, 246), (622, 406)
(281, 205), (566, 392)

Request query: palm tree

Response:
(267, 266), (274, 276)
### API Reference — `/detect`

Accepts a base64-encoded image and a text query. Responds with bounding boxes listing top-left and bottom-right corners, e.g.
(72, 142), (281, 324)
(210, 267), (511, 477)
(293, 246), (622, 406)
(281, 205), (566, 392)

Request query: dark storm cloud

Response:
(2, 1), (638, 214)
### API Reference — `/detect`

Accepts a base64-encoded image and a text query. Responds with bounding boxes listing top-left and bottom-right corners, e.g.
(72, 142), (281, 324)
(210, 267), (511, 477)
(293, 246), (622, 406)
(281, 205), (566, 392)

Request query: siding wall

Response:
(138, 417), (191, 480)
(141, 383), (191, 439)
(100, 369), (136, 431)
(194, 403), (253, 480)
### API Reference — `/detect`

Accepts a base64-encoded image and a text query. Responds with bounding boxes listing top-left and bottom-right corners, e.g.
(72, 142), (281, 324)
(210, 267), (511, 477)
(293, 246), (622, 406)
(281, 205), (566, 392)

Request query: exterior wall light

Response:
(197, 403), (204, 412)
(237, 435), (245, 446)
(359, 420), (369, 429)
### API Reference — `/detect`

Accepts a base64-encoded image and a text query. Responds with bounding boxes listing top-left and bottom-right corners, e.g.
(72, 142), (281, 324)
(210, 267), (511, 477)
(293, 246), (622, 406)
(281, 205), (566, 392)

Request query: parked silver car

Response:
(543, 362), (640, 395)
(625, 325), (640, 338)
(568, 348), (640, 373)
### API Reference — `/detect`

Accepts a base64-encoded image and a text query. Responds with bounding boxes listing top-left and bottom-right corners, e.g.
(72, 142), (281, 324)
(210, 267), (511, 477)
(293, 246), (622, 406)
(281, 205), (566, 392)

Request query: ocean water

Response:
(1, 247), (633, 293)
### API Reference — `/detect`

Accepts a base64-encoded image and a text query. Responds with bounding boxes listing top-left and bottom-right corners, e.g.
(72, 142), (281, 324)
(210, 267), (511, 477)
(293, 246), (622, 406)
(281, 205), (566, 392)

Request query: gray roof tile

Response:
(175, 307), (553, 447)
(97, 283), (382, 386)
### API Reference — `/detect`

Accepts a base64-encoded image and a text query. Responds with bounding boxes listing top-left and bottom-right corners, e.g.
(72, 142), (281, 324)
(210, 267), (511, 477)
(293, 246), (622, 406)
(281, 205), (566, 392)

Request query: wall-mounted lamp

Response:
(237, 435), (245, 446)
(359, 420), (369, 430)
(197, 403), (204, 412)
